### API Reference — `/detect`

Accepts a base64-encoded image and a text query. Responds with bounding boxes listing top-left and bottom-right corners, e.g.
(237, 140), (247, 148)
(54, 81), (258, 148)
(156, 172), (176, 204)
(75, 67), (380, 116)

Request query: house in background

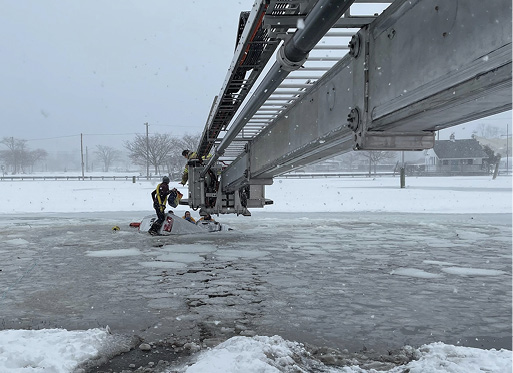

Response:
(425, 134), (488, 175)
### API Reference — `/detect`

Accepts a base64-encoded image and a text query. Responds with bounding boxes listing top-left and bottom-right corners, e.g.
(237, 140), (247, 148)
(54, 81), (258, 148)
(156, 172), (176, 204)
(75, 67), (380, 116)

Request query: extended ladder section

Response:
(185, 0), (512, 216)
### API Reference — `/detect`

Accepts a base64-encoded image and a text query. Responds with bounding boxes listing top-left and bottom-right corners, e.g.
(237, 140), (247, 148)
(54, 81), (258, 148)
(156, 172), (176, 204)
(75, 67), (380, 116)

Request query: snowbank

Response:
(0, 332), (510, 373)
(0, 328), (110, 373)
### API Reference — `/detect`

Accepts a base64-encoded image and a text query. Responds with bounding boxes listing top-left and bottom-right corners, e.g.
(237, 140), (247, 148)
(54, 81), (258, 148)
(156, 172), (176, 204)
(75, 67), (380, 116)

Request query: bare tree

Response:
(482, 145), (501, 174)
(124, 133), (178, 175)
(0, 137), (24, 174)
(477, 124), (501, 138)
(337, 151), (364, 171)
(360, 151), (397, 176)
(95, 145), (121, 172)
(167, 133), (202, 176)
(178, 133), (201, 153)
(26, 149), (48, 172)
(0, 137), (47, 174)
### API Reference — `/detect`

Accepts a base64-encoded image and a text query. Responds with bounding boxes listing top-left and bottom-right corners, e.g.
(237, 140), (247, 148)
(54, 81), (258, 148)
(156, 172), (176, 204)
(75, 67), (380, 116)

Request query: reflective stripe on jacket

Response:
(152, 182), (170, 212)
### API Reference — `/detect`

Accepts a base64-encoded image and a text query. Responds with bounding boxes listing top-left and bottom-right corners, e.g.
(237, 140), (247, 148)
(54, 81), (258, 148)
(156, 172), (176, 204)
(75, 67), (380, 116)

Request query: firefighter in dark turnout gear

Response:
(148, 176), (171, 235)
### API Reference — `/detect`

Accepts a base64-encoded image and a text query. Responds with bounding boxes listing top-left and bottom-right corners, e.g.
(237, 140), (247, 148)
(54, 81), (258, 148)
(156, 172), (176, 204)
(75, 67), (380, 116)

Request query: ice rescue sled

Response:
(139, 212), (205, 235)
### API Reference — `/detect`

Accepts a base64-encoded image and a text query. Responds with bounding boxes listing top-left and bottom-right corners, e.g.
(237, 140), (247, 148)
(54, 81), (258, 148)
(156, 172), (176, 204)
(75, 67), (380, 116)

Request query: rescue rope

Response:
(155, 183), (167, 212)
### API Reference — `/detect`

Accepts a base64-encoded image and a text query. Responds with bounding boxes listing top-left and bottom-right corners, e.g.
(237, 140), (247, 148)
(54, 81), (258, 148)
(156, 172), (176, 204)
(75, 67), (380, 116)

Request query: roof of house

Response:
(433, 139), (488, 159)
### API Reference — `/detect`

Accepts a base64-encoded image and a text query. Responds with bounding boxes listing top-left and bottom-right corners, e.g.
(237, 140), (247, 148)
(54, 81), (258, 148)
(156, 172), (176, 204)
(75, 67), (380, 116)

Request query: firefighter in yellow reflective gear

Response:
(180, 150), (212, 185)
(180, 150), (197, 185)
(148, 176), (171, 235)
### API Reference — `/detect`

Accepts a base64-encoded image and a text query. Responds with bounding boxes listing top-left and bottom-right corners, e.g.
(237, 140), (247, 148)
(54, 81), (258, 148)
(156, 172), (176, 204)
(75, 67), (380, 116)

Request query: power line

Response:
(82, 132), (143, 136)
(23, 133), (143, 142)
(151, 124), (203, 128)
(25, 134), (80, 141)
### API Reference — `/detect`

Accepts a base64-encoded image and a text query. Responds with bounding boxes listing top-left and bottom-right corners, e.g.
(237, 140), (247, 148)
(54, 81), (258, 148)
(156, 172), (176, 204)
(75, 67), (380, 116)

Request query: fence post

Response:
(400, 168), (405, 188)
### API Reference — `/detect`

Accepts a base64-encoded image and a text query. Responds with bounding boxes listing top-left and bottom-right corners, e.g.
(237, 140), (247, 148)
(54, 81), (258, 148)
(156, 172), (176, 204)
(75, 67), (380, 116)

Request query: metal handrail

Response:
(0, 175), (166, 182)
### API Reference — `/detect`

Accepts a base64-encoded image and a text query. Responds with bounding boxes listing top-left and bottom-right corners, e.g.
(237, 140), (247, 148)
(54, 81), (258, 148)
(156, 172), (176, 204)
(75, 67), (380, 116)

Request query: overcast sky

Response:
(0, 0), (510, 153)
(0, 0), (250, 150)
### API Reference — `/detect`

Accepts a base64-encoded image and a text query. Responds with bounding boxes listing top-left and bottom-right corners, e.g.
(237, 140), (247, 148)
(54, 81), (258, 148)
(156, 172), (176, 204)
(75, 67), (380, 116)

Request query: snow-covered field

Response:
(1, 174), (511, 214)
(0, 175), (511, 372)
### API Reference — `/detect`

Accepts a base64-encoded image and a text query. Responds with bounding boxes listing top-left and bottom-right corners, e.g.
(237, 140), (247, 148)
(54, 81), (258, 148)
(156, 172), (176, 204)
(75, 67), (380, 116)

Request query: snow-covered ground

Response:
(1, 174), (511, 214)
(0, 175), (511, 372)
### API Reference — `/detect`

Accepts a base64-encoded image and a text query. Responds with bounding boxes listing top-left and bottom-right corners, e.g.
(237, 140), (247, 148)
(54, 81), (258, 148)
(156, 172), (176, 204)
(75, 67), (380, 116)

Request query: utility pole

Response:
(400, 150), (405, 188)
(507, 124), (509, 175)
(145, 122), (149, 179)
(80, 133), (85, 180)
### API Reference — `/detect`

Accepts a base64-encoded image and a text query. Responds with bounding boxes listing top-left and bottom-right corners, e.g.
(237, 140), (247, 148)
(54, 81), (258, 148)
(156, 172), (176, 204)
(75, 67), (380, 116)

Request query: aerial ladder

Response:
(182, 0), (512, 216)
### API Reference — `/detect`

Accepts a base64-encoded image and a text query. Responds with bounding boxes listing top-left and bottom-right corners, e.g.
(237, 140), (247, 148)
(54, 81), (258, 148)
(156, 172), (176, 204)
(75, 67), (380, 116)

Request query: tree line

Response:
(124, 133), (199, 176)
(1, 123), (506, 175)
(0, 133), (200, 175)
(0, 137), (48, 174)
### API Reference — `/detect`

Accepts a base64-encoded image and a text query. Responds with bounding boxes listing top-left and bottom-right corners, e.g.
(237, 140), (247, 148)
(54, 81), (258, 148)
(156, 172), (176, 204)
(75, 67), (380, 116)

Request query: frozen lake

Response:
(0, 176), (511, 371)
(0, 211), (510, 353)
